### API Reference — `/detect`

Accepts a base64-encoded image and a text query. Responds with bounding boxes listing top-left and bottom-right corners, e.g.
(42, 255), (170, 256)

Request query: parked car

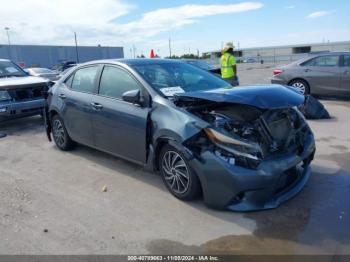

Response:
(243, 58), (257, 63)
(25, 67), (60, 81)
(271, 52), (350, 95)
(0, 59), (49, 121)
(52, 61), (77, 73)
(45, 59), (315, 211)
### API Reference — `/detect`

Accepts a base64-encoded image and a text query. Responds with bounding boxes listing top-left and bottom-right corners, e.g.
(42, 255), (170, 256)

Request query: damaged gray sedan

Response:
(45, 59), (316, 211)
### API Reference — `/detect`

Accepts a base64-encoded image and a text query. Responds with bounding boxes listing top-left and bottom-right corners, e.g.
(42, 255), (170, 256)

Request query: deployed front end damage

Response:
(174, 86), (316, 211)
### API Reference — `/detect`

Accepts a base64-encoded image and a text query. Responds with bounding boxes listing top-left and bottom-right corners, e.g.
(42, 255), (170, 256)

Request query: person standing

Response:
(220, 42), (238, 86)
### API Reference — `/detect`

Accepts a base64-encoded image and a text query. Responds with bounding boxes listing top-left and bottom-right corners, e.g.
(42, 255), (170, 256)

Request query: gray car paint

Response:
(46, 59), (315, 211)
(340, 54), (350, 90)
(271, 52), (350, 96)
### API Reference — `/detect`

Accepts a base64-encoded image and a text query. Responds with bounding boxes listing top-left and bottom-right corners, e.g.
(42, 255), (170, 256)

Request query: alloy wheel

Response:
(161, 151), (190, 195)
(291, 82), (306, 95)
(53, 119), (66, 148)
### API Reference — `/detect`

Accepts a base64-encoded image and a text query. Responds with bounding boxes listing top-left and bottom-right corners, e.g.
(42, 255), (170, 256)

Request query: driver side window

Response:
(98, 66), (141, 99)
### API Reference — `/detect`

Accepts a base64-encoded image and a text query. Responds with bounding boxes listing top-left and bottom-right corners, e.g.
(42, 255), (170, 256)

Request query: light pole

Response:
(74, 32), (80, 63)
(4, 27), (11, 59)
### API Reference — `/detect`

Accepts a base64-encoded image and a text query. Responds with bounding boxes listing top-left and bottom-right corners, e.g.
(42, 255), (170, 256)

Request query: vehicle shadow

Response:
(69, 143), (168, 193)
(146, 163), (350, 255)
(0, 116), (44, 136)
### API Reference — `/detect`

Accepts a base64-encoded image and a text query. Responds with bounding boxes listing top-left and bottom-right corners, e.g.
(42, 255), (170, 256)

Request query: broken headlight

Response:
(204, 128), (262, 169)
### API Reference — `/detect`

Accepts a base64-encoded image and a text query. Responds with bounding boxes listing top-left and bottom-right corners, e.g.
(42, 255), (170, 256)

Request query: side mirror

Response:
(122, 89), (141, 105)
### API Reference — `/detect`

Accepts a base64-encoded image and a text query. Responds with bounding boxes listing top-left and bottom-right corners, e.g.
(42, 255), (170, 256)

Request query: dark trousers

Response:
(223, 76), (239, 87)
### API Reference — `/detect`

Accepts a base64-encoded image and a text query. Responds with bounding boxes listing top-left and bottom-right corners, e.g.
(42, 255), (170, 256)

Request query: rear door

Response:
(340, 54), (350, 94)
(59, 65), (100, 146)
(91, 65), (150, 164)
(301, 55), (341, 95)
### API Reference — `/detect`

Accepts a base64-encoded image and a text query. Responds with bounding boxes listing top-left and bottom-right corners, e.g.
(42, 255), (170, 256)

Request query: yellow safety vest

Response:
(221, 52), (236, 79)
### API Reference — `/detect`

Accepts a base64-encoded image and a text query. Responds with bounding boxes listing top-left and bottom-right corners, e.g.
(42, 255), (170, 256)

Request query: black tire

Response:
(51, 115), (75, 151)
(159, 144), (201, 200)
(289, 79), (310, 95)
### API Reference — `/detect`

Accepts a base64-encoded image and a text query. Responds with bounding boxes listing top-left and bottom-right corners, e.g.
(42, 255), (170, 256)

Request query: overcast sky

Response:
(0, 0), (349, 57)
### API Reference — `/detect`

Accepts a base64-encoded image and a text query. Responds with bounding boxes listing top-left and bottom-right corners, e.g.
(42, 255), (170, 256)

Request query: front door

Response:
(302, 55), (341, 95)
(91, 65), (149, 164)
(340, 54), (350, 94)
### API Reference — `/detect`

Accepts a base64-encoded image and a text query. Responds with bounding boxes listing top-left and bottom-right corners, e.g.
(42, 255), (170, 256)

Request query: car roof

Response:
(308, 51), (350, 56)
(81, 58), (183, 67)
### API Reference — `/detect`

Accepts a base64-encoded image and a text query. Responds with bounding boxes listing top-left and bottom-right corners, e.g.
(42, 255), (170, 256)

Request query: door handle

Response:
(58, 94), (66, 99)
(304, 69), (311, 73)
(91, 102), (103, 110)
(344, 70), (350, 75)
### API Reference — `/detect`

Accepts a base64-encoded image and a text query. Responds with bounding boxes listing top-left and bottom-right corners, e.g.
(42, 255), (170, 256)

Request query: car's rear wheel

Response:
(289, 79), (310, 95)
(159, 144), (201, 200)
(52, 115), (75, 151)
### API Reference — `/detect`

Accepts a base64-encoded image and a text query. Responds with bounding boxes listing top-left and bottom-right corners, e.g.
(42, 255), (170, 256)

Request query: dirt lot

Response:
(0, 65), (349, 255)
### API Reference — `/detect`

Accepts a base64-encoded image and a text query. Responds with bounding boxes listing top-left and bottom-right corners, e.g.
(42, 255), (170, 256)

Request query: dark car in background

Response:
(52, 61), (77, 73)
(0, 59), (49, 121)
(271, 52), (350, 95)
(25, 67), (60, 81)
(45, 59), (315, 211)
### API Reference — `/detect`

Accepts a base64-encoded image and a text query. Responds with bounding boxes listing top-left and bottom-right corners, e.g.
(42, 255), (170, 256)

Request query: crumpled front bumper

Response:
(0, 99), (45, 121)
(189, 132), (316, 211)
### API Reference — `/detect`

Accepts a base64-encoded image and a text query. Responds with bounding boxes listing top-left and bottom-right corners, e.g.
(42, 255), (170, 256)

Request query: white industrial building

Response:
(206, 41), (350, 63)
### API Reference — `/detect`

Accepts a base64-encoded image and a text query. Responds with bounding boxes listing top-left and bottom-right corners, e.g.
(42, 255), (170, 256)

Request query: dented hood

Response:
(0, 76), (48, 90)
(175, 84), (304, 109)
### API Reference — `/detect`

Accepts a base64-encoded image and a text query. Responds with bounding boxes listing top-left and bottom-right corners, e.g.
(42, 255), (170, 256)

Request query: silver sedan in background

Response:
(25, 67), (60, 81)
(271, 52), (350, 96)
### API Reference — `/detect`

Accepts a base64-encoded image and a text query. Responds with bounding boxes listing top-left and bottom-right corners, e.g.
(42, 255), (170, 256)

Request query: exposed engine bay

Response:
(180, 101), (311, 169)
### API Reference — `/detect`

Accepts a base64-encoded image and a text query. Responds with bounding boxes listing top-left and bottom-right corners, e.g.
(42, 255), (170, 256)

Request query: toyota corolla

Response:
(45, 59), (315, 211)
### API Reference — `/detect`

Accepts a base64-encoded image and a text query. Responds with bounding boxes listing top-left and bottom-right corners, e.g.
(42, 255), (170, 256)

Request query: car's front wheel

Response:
(289, 79), (310, 95)
(52, 115), (75, 151)
(159, 144), (201, 200)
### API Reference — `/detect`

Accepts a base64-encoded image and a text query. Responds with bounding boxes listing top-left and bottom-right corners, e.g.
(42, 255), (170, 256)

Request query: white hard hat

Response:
(222, 42), (235, 52)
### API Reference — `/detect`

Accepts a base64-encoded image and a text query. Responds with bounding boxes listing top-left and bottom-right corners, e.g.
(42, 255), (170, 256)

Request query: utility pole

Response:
(4, 27), (11, 60)
(132, 45), (136, 58)
(168, 38), (172, 58)
(74, 32), (80, 63)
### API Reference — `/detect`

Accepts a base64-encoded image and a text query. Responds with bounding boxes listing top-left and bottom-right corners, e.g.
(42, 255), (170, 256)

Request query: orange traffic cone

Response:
(150, 49), (155, 58)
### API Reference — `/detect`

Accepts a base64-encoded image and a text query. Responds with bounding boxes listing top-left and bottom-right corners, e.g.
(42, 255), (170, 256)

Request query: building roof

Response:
(206, 40), (350, 53)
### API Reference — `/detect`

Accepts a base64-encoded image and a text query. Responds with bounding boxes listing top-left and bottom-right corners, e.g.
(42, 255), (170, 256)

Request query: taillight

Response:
(273, 69), (284, 76)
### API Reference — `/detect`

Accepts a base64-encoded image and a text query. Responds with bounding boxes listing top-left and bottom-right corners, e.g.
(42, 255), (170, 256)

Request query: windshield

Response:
(0, 61), (27, 78)
(133, 62), (230, 97)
